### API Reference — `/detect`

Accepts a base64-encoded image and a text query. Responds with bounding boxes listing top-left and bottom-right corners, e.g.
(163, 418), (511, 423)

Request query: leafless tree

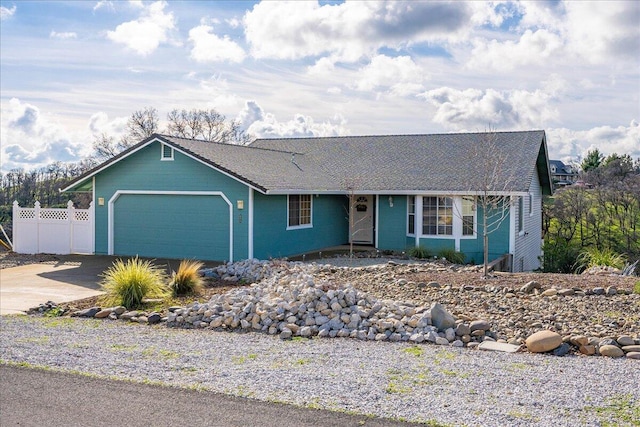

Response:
(91, 107), (159, 162)
(166, 108), (253, 144)
(464, 131), (519, 278)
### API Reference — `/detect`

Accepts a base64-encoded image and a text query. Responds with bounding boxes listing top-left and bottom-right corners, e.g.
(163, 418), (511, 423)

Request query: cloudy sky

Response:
(1, 0), (639, 172)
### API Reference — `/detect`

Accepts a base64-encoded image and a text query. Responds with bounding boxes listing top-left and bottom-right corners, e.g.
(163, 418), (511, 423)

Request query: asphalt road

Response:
(0, 365), (417, 427)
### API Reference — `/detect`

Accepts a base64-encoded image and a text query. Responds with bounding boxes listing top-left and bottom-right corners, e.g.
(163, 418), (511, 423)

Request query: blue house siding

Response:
(459, 205), (511, 265)
(253, 193), (348, 259)
(377, 195), (408, 251)
(93, 141), (250, 261)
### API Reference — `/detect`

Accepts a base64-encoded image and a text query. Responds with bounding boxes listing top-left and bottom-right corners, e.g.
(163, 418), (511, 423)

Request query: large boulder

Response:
(429, 302), (456, 331)
(525, 330), (562, 353)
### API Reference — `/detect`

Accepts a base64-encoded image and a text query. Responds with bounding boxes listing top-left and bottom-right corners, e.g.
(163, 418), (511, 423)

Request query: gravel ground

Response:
(1, 315), (639, 427)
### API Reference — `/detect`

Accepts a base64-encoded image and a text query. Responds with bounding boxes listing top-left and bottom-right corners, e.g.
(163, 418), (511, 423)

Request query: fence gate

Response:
(12, 201), (94, 255)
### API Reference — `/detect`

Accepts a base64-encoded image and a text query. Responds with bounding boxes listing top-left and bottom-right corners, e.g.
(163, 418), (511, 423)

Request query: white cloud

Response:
(243, 1), (475, 62)
(352, 55), (425, 96)
(0, 98), (90, 171)
(547, 121), (640, 161)
(188, 25), (245, 63)
(237, 100), (348, 138)
(468, 29), (563, 72)
(563, 1), (640, 63)
(106, 1), (175, 56)
(93, 1), (114, 12)
(420, 86), (559, 130)
(49, 31), (78, 40)
(0, 4), (16, 20)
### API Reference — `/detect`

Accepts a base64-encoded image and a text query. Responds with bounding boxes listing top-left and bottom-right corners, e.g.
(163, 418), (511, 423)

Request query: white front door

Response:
(350, 195), (374, 244)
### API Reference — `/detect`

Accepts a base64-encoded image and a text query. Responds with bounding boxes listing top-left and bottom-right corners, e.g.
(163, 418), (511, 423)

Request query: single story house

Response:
(62, 130), (552, 272)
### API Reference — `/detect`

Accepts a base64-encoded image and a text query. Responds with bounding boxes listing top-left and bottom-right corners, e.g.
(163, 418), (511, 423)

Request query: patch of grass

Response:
(439, 369), (469, 379)
(634, 281), (640, 295)
(574, 247), (626, 273)
(507, 410), (539, 421)
(385, 381), (412, 394)
(100, 257), (169, 309)
(295, 358), (310, 365)
(44, 306), (66, 317)
(408, 246), (431, 259)
(437, 249), (466, 264)
(585, 394), (640, 427)
(403, 345), (424, 357)
(169, 259), (205, 297)
(110, 344), (138, 352)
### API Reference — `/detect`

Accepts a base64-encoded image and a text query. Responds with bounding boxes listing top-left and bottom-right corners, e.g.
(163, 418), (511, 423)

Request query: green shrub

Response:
(574, 247), (626, 273)
(100, 257), (168, 308)
(542, 240), (580, 273)
(407, 246), (431, 259)
(438, 249), (466, 264)
(169, 260), (205, 296)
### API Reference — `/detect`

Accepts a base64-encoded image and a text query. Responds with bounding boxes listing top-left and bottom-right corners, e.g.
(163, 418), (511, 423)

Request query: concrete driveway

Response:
(0, 255), (223, 315)
(0, 255), (114, 315)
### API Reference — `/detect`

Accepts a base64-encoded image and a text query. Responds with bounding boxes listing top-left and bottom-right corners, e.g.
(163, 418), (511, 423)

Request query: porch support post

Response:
(415, 195), (422, 248)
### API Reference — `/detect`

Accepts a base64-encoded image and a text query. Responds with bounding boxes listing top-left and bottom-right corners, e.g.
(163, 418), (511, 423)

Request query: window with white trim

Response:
(161, 144), (174, 160)
(528, 193), (533, 216)
(407, 196), (415, 235)
(518, 196), (524, 234)
(423, 196), (453, 236)
(462, 197), (475, 236)
(288, 194), (312, 228)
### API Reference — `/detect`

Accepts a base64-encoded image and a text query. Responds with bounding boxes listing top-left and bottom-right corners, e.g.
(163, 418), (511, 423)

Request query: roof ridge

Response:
(160, 134), (304, 155)
(252, 129), (545, 142)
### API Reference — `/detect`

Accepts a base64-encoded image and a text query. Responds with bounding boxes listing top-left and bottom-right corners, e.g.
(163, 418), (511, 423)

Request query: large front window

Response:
(288, 194), (312, 228)
(423, 196), (453, 236)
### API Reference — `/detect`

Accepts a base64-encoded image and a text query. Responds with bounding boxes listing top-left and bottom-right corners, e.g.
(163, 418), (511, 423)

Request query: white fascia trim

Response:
(248, 188), (254, 259)
(266, 190), (530, 197)
(168, 145), (264, 194)
(509, 196), (516, 269)
(374, 195), (379, 248)
(108, 190), (234, 263)
(61, 137), (264, 195)
(61, 138), (161, 192)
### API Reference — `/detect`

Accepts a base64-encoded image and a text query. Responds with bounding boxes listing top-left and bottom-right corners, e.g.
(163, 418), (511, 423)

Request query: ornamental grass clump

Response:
(100, 257), (168, 308)
(407, 246), (431, 259)
(438, 249), (466, 265)
(169, 259), (205, 297)
(574, 247), (626, 273)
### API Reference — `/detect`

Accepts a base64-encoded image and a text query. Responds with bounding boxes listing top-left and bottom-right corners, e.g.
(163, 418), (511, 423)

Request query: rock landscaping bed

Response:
(25, 256), (640, 360)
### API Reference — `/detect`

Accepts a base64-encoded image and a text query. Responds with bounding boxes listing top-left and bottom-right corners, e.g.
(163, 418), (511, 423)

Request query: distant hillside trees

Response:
(542, 153), (640, 273)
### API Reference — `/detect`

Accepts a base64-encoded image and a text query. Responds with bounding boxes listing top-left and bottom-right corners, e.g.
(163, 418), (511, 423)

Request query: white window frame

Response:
(161, 143), (174, 161)
(406, 195), (477, 241)
(422, 196), (453, 237)
(461, 197), (476, 238)
(528, 193), (534, 217)
(407, 196), (416, 236)
(287, 194), (312, 230)
(518, 196), (525, 236)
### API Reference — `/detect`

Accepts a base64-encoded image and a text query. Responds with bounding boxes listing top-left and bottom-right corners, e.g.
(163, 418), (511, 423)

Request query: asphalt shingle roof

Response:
(64, 131), (551, 195)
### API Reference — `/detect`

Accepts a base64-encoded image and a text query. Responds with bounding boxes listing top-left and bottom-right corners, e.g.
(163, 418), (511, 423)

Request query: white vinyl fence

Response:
(12, 201), (94, 255)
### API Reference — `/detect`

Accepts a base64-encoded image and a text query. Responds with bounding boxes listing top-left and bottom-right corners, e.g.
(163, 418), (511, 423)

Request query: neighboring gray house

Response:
(549, 160), (578, 188)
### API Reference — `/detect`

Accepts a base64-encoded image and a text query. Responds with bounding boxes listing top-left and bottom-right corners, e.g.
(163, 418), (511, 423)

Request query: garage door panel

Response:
(114, 194), (229, 261)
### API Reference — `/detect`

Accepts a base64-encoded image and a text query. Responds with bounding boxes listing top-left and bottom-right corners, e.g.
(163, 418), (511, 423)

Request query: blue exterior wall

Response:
(377, 195), (409, 251)
(378, 199), (510, 264)
(253, 193), (348, 259)
(460, 205), (511, 264)
(93, 141), (250, 261)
